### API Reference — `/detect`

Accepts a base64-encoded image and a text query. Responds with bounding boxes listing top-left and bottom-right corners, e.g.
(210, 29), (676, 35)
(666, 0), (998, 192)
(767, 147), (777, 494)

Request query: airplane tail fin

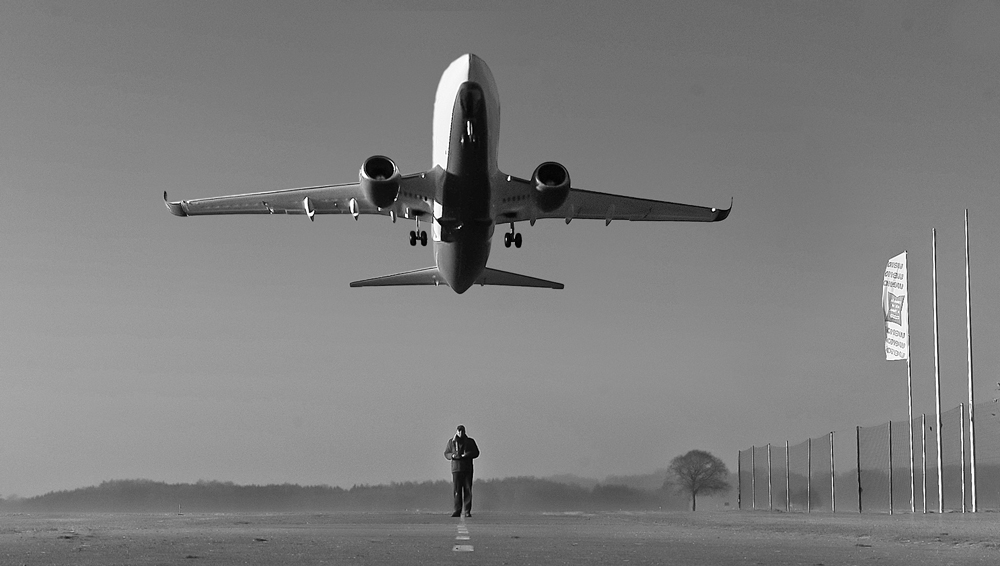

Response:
(350, 267), (563, 289)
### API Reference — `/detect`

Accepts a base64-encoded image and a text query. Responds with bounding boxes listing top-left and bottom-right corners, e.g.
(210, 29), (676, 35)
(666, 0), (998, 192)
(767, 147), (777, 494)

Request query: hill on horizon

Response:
(0, 471), (725, 513)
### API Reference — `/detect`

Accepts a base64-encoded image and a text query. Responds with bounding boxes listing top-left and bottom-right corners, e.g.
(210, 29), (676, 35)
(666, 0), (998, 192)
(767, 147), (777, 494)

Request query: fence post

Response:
(751, 446), (756, 511)
(857, 426), (862, 514)
(807, 437), (812, 513)
(738, 450), (742, 510)
(768, 443), (773, 511)
(785, 440), (790, 512)
(831, 431), (836, 513)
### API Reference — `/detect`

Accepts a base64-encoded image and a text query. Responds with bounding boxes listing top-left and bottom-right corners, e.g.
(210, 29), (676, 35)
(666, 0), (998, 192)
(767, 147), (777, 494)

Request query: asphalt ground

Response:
(2, 510), (999, 565)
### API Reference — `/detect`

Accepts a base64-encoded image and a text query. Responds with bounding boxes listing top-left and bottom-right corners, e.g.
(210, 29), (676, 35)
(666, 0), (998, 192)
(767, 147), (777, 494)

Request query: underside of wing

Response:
(495, 176), (730, 225)
(164, 174), (435, 219)
(552, 188), (731, 223)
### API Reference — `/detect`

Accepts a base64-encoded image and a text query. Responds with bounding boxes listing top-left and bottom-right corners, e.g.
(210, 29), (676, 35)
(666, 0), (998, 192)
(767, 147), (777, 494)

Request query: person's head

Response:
(456, 425), (466, 438)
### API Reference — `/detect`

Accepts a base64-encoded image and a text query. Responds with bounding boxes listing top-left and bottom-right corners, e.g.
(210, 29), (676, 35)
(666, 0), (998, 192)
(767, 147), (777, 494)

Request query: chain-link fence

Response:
(739, 402), (1000, 513)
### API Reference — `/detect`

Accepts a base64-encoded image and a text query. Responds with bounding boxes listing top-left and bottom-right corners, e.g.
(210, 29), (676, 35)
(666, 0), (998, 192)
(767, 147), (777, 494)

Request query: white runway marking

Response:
(453, 519), (473, 552)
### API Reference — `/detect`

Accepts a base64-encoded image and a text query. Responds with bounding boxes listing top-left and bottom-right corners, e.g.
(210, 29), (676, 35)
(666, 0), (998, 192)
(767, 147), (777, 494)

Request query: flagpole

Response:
(966, 210), (978, 512)
(905, 250), (914, 514)
(922, 413), (927, 514)
(907, 351), (914, 513)
(932, 228), (943, 513)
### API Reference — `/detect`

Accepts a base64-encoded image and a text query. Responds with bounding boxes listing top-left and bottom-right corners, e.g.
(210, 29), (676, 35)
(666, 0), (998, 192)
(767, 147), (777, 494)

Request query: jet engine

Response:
(531, 161), (570, 213)
(359, 155), (401, 209)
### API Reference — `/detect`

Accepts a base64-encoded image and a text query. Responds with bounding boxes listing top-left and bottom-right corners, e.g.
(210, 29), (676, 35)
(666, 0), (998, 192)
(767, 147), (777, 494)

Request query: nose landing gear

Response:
(503, 222), (522, 248)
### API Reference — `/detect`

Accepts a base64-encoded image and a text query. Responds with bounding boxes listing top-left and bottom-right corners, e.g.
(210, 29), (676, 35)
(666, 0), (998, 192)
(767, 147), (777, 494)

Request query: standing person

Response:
(444, 424), (480, 517)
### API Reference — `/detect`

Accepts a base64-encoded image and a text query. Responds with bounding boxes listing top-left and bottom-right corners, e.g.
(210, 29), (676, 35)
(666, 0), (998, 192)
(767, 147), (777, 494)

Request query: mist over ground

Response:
(0, 470), (738, 514)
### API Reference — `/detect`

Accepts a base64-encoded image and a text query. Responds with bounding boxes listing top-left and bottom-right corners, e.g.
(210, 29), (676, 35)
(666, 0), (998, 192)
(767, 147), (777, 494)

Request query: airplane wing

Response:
(164, 174), (435, 219)
(497, 178), (730, 226)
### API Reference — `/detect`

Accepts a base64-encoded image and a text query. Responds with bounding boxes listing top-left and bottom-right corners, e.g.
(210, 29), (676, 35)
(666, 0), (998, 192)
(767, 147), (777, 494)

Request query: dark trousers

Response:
(452, 470), (473, 514)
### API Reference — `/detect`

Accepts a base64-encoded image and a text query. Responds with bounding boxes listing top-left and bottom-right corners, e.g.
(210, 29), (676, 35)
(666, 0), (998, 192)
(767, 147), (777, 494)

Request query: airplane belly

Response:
(434, 229), (492, 294)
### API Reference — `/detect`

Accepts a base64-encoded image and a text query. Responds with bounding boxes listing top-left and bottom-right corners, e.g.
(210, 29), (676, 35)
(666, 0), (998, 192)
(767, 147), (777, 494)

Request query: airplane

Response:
(165, 54), (730, 294)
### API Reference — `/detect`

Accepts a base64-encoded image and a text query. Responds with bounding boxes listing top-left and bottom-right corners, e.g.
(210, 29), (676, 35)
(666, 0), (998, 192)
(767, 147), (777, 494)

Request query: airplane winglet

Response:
(164, 192), (188, 217)
(711, 198), (733, 222)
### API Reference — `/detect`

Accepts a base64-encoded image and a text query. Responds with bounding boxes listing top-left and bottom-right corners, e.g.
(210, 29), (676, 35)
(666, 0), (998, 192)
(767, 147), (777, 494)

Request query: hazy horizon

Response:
(3, 1), (1000, 498)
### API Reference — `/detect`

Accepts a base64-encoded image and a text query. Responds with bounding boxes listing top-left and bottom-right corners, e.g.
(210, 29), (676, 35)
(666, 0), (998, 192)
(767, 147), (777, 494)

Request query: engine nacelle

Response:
(359, 155), (401, 209)
(531, 161), (571, 213)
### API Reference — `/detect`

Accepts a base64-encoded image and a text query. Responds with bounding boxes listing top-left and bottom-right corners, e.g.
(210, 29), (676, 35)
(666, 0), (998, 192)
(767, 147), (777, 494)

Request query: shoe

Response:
(464, 513), (471, 517)
(451, 512), (461, 517)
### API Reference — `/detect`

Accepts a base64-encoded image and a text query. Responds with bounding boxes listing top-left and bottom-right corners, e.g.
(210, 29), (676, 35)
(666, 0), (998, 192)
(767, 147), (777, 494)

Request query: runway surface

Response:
(2, 510), (998, 565)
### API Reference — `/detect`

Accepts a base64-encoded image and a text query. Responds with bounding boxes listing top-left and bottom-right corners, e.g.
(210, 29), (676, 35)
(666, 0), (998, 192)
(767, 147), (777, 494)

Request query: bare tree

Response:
(666, 450), (731, 511)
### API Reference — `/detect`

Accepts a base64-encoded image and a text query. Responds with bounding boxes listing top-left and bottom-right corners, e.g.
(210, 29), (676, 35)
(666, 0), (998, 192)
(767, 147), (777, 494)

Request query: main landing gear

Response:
(503, 222), (522, 248)
(409, 217), (428, 247)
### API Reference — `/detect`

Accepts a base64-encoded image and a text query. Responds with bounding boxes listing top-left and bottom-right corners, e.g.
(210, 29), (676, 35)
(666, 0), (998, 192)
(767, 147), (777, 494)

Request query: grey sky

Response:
(2, 1), (999, 497)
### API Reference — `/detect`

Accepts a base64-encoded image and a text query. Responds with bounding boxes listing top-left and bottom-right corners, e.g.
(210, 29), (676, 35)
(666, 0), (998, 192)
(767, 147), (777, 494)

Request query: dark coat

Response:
(444, 436), (480, 473)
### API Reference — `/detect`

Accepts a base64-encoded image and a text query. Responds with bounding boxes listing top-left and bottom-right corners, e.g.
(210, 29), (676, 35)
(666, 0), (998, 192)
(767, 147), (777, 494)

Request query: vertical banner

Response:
(883, 252), (908, 360)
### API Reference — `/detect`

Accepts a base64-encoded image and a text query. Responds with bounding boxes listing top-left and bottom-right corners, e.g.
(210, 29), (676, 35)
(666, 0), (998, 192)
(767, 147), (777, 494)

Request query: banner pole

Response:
(932, 228), (944, 513)
(961, 403), (966, 513)
(922, 413), (927, 514)
(966, 210), (978, 512)
(904, 250), (915, 514)
(907, 354), (914, 513)
(888, 420), (893, 515)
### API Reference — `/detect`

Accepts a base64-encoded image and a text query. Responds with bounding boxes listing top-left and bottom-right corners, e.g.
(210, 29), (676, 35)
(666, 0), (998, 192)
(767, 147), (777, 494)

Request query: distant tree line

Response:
(0, 476), (706, 513)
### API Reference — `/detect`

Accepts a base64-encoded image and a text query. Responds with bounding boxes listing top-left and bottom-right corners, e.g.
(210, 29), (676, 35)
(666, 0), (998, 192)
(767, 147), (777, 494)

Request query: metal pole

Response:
(751, 446), (756, 511)
(961, 403), (966, 513)
(901, 249), (915, 514)
(807, 437), (812, 513)
(907, 334), (915, 514)
(738, 450), (742, 510)
(922, 413), (927, 514)
(889, 420), (894, 515)
(785, 440), (790, 512)
(768, 443), (773, 511)
(830, 431), (836, 513)
(857, 426), (862, 514)
(932, 228), (944, 513)
(966, 210), (978, 512)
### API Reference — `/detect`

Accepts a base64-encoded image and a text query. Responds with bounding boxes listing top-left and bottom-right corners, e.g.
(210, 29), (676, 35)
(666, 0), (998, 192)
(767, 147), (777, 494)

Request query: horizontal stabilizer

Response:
(476, 267), (563, 289)
(350, 267), (446, 287)
(350, 266), (563, 289)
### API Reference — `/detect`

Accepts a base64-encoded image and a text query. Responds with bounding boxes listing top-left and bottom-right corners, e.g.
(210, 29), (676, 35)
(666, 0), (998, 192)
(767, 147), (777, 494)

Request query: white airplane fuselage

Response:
(164, 54), (730, 292)
(429, 54), (502, 293)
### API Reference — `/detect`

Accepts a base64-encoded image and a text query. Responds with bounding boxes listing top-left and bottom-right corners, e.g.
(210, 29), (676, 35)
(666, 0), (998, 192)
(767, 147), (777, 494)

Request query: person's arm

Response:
(444, 439), (456, 460)
(467, 439), (480, 459)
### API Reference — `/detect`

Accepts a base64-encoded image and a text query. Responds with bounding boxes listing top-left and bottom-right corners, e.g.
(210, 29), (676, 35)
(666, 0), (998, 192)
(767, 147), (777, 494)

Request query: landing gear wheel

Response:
(420, 231), (428, 246)
(409, 231), (417, 246)
(514, 233), (522, 248)
(504, 233), (512, 248)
